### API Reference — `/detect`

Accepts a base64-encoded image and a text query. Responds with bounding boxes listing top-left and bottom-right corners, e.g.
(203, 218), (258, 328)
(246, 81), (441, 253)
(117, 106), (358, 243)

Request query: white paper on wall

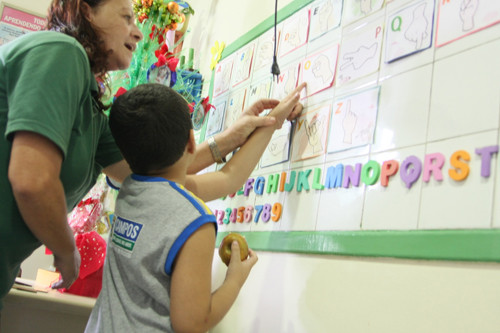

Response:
(224, 87), (247, 130)
(385, 0), (435, 63)
(342, 0), (385, 25)
(261, 121), (292, 168)
(279, 7), (310, 58)
(291, 104), (331, 162)
(231, 43), (255, 87)
(213, 55), (234, 98)
(309, 0), (344, 41)
(299, 45), (339, 98)
(205, 99), (227, 138)
(327, 86), (380, 153)
(336, 18), (384, 86)
(435, 0), (500, 47)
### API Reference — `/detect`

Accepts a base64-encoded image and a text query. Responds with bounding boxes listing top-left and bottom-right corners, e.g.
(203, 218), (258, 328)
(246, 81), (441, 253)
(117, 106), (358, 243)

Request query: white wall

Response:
(181, 1), (500, 332)
(11, 0), (500, 332)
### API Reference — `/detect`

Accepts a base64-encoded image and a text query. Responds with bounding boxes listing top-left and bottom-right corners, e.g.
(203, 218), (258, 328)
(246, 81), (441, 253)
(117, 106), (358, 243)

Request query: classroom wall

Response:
(184, 1), (500, 332)
(9, 0), (500, 332)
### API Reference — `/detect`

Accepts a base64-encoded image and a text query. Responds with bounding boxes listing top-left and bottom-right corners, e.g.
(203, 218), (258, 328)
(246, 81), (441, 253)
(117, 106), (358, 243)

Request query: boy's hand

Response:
(226, 241), (258, 287)
(268, 82), (307, 128)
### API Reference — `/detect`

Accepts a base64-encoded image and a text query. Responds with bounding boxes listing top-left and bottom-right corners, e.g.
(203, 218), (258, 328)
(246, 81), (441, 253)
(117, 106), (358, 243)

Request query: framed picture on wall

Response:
(0, 2), (46, 46)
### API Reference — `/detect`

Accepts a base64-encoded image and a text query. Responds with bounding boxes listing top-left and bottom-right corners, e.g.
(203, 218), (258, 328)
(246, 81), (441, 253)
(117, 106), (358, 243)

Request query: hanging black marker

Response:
(271, 0), (280, 82)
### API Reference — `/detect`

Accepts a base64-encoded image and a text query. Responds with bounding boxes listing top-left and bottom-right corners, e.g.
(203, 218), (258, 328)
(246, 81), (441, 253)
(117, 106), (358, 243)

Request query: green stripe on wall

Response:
(216, 230), (500, 262)
(220, 0), (316, 59)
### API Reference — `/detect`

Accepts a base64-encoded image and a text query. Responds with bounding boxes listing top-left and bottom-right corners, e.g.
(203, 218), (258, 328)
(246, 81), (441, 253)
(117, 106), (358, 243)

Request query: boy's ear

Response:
(186, 129), (196, 154)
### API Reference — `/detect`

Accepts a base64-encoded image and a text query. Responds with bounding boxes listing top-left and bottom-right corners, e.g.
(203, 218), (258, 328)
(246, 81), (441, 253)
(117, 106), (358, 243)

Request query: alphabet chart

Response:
(204, 0), (500, 261)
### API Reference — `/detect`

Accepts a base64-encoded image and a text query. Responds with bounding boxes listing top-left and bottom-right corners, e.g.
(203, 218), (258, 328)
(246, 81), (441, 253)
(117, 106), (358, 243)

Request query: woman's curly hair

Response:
(46, 0), (111, 111)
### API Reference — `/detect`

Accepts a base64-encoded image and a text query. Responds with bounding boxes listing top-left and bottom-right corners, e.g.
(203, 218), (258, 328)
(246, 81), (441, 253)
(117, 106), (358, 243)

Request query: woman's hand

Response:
(268, 82), (307, 128)
(225, 84), (306, 147)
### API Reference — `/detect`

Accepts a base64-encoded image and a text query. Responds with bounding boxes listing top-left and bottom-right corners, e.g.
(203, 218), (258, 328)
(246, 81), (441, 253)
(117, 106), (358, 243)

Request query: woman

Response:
(0, 0), (303, 310)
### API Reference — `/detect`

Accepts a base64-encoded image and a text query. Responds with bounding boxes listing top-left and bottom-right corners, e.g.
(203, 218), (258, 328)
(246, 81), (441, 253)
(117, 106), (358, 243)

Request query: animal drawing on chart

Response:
(358, 0), (372, 15)
(459, 0), (479, 31)
(342, 100), (357, 144)
(312, 54), (334, 84)
(404, 2), (429, 50)
(304, 114), (326, 154)
(340, 43), (378, 71)
(267, 134), (289, 156)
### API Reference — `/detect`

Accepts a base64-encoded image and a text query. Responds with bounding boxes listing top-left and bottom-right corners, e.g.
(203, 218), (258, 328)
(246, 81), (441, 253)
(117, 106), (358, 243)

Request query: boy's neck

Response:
(145, 156), (190, 186)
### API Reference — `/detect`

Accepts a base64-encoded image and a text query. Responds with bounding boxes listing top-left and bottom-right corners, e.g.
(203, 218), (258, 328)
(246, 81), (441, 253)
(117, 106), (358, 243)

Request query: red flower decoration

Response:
(115, 87), (128, 98)
(201, 96), (215, 115)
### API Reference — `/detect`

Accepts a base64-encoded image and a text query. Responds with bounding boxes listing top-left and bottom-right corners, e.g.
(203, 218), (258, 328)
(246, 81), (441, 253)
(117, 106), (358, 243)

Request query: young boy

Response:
(85, 82), (305, 332)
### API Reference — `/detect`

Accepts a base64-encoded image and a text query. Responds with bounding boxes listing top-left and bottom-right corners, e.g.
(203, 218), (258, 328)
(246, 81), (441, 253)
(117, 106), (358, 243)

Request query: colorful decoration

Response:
(109, 1), (204, 127)
(210, 40), (225, 70)
(133, 0), (191, 29)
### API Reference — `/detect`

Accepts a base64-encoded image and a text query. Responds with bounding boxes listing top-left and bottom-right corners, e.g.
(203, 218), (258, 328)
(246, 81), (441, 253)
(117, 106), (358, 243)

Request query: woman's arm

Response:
(102, 159), (131, 184)
(8, 131), (80, 289)
(185, 83), (306, 201)
(170, 224), (258, 333)
(187, 97), (304, 174)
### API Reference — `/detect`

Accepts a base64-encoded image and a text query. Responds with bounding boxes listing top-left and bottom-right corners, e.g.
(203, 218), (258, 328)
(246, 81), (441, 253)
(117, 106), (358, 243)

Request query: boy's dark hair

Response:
(109, 83), (193, 175)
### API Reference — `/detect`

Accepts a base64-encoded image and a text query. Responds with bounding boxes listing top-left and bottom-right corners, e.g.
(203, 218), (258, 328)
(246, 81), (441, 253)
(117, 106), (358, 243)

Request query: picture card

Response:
(291, 104), (331, 162)
(336, 18), (384, 86)
(385, 0), (435, 63)
(205, 99), (227, 138)
(253, 26), (282, 73)
(213, 55), (234, 98)
(299, 45), (339, 98)
(436, 0), (500, 47)
(223, 87), (247, 130)
(342, 0), (385, 25)
(279, 7), (311, 58)
(231, 43), (255, 87)
(309, 0), (343, 41)
(246, 76), (272, 109)
(271, 61), (300, 100)
(261, 121), (292, 168)
(327, 86), (380, 153)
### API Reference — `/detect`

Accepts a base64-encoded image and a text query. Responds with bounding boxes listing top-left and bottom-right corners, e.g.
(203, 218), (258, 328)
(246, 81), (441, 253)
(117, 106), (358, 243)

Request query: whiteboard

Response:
(202, 0), (500, 262)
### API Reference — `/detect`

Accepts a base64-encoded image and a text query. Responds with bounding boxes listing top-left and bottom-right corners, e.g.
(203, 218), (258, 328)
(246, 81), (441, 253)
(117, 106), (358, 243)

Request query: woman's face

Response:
(86, 0), (143, 71)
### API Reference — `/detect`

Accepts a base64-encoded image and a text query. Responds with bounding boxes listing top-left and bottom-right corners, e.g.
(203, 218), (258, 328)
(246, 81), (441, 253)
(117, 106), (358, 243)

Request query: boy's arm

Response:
(185, 83), (306, 202)
(170, 223), (257, 333)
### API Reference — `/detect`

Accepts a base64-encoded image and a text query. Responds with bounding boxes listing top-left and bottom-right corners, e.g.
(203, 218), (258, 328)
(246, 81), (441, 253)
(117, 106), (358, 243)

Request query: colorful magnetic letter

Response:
(475, 145), (499, 178)
(325, 164), (344, 189)
(343, 163), (362, 188)
(380, 160), (399, 187)
(284, 171), (296, 192)
(400, 155), (422, 189)
(448, 150), (470, 181)
(296, 169), (312, 192)
(266, 174), (279, 194)
(243, 178), (255, 196)
(312, 168), (325, 190)
(361, 161), (381, 186)
(423, 153), (445, 182)
(254, 176), (265, 195)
